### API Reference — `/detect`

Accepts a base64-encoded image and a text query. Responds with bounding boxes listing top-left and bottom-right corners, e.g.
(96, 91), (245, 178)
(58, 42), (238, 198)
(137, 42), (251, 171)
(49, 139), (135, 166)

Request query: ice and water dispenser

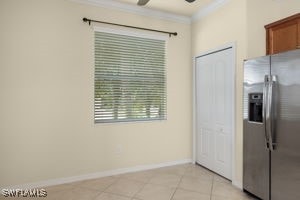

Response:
(248, 93), (263, 123)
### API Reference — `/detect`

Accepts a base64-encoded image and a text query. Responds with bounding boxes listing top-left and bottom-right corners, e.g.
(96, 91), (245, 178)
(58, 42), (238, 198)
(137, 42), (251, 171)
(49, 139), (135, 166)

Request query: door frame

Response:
(192, 42), (237, 186)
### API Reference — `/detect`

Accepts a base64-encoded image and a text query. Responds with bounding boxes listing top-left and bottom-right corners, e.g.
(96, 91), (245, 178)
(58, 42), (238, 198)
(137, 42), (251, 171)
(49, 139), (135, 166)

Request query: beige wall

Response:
(0, 0), (192, 187)
(247, 0), (300, 58)
(192, 0), (300, 186)
(192, 0), (247, 186)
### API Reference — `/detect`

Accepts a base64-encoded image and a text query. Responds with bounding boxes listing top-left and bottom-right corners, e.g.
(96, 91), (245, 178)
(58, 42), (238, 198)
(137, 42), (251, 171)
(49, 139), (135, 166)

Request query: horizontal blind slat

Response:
(94, 31), (166, 123)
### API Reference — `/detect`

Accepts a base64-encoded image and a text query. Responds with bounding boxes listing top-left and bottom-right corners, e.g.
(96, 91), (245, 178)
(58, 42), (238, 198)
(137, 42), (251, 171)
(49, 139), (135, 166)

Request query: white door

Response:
(195, 48), (233, 180)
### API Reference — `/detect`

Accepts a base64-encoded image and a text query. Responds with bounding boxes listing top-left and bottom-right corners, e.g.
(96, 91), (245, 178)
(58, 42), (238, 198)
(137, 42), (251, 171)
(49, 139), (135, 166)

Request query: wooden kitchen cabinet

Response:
(265, 13), (300, 55)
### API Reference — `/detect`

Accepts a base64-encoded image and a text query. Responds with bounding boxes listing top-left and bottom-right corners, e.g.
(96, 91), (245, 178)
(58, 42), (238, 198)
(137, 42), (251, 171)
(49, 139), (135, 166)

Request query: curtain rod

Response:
(82, 17), (177, 37)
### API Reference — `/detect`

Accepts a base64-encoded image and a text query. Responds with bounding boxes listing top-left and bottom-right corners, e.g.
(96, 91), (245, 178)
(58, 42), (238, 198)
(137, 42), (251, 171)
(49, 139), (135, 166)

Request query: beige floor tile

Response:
(149, 173), (181, 187)
(105, 178), (144, 197)
(172, 189), (211, 200)
(211, 181), (236, 197)
(77, 176), (118, 191)
(182, 163), (196, 168)
(178, 176), (212, 195)
(45, 189), (70, 200)
(184, 166), (214, 181)
(186, 164), (213, 172)
(178, 163), (193, 168)
(45, 183), (75, 192)
(211, 195), (232, 200)
(134, 183), (175, 200)
(0, 194), (20, 200)
(94, 192), (131, 200)
(213, 174), (231, 183)
(46, 187), (101, 200)
(154, 165), (187, 176)
(211, 194), (257, 200)
(5, 196), (47, 200)
(120, 171), (155, 183)
(212, 181), (251, 199)
(184, 172), (213, 182)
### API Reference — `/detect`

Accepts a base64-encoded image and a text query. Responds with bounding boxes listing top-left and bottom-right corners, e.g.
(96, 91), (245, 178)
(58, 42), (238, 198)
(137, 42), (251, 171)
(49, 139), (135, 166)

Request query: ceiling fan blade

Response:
(137, 0), (150, 6)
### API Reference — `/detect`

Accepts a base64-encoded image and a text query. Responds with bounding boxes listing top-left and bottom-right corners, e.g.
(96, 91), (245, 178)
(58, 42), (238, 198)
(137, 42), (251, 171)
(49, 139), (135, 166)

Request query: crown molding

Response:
(70, 0), (191, 24)
(192, 0), (230, 22)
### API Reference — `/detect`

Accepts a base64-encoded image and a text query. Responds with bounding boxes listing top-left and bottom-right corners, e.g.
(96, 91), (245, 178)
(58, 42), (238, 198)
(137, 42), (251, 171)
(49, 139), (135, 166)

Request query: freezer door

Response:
(271, 49), (300, 200)
(243, 56), (270, 200)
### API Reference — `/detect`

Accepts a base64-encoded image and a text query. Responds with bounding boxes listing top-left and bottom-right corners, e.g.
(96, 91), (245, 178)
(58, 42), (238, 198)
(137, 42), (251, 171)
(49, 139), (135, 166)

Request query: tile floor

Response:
(2, 164), (258, 200)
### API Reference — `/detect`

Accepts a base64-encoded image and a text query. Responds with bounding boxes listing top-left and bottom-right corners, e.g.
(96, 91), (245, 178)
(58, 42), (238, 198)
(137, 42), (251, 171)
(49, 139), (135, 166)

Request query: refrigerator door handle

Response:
(267, 75), (277, 151)
(263, 75), (270, 150)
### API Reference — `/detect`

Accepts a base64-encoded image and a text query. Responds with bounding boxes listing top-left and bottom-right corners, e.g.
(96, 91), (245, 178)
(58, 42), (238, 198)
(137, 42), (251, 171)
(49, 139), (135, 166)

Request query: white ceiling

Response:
(113, 0), (216, 17)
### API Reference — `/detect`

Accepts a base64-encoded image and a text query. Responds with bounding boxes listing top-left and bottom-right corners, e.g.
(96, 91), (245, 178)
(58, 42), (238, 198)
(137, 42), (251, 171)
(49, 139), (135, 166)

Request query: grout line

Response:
(104, 177), (147, 199)
(133, 183), (147, 199)
(131, 169), (158, 199)
(79, 177), (121, 200)
(102, 177), (120, 191)
(169, 187), (178, 200)
(170, 165), (188, 200)
(102, 190), (146, 200)
(132, 180), (148, 199)
(92, 191), (104, 200)
(104, 190), (137, 199)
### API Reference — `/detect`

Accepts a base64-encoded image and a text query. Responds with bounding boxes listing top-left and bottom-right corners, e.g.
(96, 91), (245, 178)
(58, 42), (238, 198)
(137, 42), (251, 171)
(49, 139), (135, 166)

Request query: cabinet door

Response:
(265, 14), (300, 55)
(298, 18), (300, 49)
(268, 21), (298, 54)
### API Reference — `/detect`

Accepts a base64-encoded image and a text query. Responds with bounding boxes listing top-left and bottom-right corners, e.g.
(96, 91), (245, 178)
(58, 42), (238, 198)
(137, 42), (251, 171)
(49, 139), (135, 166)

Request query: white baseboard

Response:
(3, 158), (192, 190)
(232, 180), (243, 190)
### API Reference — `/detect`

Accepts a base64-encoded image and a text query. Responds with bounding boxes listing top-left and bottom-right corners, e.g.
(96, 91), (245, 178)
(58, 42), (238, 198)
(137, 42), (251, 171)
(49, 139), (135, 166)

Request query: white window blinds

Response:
(94, 30), (166, 123)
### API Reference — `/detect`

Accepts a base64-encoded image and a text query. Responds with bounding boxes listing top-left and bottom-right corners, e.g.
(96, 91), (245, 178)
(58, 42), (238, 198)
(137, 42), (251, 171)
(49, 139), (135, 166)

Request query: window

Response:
(94, 29), (166, 123)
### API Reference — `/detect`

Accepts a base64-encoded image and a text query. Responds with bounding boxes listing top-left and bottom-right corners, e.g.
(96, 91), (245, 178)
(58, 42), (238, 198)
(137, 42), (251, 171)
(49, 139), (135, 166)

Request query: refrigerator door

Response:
(243, 56), (270, 200)
(271, 49), (300, 200)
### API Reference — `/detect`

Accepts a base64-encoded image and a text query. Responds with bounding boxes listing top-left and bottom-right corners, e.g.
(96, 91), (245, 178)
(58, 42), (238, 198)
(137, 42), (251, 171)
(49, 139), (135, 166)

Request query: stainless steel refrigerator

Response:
(243, 49), (300, 200)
